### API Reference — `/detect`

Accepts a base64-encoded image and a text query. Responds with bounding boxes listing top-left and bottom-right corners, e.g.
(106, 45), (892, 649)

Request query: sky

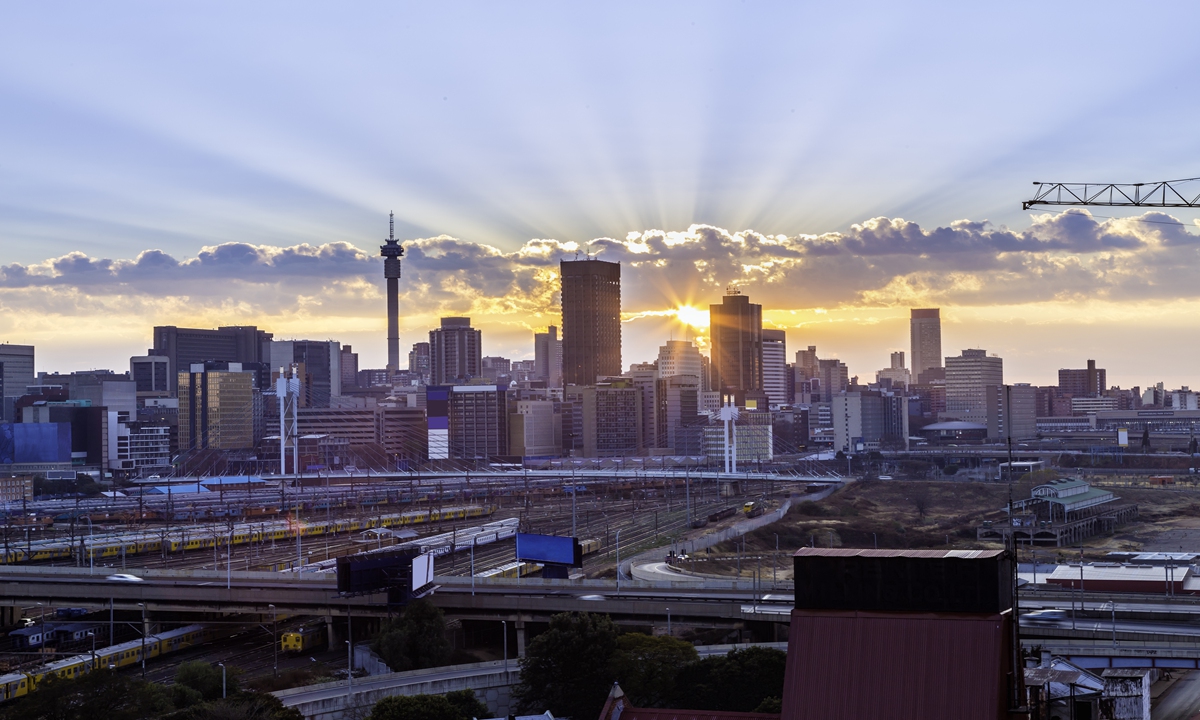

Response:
(3, 2), (1200, 388)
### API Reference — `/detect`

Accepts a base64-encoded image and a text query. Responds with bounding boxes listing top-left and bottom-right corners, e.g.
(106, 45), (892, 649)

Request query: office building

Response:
(654, 374), (702, 453)
(1059, 359), (1106, 398)
(130, 355), (171, 400)
(762, 329), (788, 408)
(818, 358), (849, 403)
(983, 383), (1038, 442)
(945, 349), (1003, 426)
(581, 379), (642, 457)
(177, 367), (254, 451)
(152, 325), (272, 396)
(340, 345), (359, 389)
(626, 362), (658, 450)
(425, 385), (508, 461)
(269, 340), (342, 408)
(534, 326), (563, 387)
(0, 476), (32, 503)
(703, 412), (773, 466)
(561, 259), (622, 385)
(876, 351), (911, 388)
(481, 357), (511, 382)
(657, 340), (702, 381)
(377, 405), (428, 465)
(708, 289), (763, 402)
(910, 308), (942, 385)
(795, 345), (819, 380)
(509, 400), (561, 458)
(833, 390), (909, 452)
(0, 344), (35, 422)
(429, 318), (482, 385)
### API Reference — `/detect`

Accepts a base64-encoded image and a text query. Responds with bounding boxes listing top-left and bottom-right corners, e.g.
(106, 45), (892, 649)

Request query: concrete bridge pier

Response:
(515, 620), (526, 658)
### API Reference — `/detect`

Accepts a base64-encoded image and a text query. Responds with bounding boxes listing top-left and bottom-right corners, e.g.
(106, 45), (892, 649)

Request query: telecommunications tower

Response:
(380, 212), (405, 373)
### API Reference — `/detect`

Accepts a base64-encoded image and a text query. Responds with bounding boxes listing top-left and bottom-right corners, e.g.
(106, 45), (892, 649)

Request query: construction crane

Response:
(1022, 177), (1200, 210)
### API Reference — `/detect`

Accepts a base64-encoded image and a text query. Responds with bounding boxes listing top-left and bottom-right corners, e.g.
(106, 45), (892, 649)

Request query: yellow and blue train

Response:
(0, 623), (217, 702)
(1, 505), (495, 565)
(280, 624), (325, 654)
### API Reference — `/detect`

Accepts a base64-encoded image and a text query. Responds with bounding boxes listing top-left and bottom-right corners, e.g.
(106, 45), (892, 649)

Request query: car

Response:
(1023, 609), (1067, 624)
(106, 573), (144, 583)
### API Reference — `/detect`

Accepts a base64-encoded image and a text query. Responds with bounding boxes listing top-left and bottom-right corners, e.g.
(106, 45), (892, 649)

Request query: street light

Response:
(666, 607), (671, 636)
(218, 662), (226, 698)
(138, 602), (146, 678)
(502, 620), (508, 672)
(615, 529), (622, 596)
(87, 630), (96, 670)
(269, 604), (277, 677)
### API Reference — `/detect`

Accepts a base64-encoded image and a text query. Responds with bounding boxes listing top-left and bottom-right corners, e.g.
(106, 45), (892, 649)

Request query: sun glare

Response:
(674, 305), (709, 329)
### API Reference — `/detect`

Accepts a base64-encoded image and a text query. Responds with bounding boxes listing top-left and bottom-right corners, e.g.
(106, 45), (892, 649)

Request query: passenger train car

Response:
(0, 624), (218, 703)
(281, 624), (326, 653)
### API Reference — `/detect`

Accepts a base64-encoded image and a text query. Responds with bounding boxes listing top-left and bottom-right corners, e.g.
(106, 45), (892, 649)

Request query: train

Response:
(579, 537), (601, 556)
(0, 505), (496, 565)
(281, 624), (326, 654)
(0, 623), (217, 702)
(477, 561), (543, 579)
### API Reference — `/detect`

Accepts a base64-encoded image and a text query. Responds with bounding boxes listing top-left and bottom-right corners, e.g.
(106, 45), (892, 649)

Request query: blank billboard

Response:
(336, 549), (416, 595)
(412, 553), (434, 592)
(516, 533), (581, 567)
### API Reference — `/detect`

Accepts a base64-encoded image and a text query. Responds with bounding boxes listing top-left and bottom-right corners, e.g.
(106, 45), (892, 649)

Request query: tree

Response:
(176, 661), (239, 701)
(513, 612), (620, 720)
(0, 670), (172, 720)
(443, 690), (489, 720)
(669, 646), (787, 712)
(610, 633), (698, 708)
(372, 599), (452, 672)
(367, 695), (461, 720)
(175, 692), (304, 720)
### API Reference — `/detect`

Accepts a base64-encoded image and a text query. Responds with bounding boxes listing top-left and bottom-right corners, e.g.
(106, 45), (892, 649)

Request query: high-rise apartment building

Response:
(0, 343), (35, 422)
(408, 342), (431, 379)
(910, 309), (942, 385)
(509, 400), (561, 457)
(269, 340), (342, 407)
(581, 379), (642, 457)
(534, 326), (563, 387)
(709, 290), (763, 402)
(945, 349), (1003, 425)
(177, 367), (254, 451)
(654, 374), (702, 453)
(795, 346), (819, 380)
(626, 362), (658, 450)
(833, 390), (909, 452)
(761, 329), (788, 408)
(153, 326), (272, 396)
(561, 259), (622, 385)
(986, 383), (1038, 441)
(429, 318), (482, 385)
(1058, 359), (1106, 398)
(424, 384), (508, 461)
(818, 358), (849, 402)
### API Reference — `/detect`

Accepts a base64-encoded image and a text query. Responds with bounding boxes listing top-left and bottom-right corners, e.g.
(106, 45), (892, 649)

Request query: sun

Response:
(674, 305), (709, 329)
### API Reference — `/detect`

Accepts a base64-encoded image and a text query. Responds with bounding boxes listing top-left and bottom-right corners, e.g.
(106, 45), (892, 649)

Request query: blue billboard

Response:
(516, 533), (582, 567)
(0, 423), (72, 464)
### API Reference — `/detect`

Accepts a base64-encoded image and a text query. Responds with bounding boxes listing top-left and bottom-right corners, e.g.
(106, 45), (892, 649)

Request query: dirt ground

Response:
(691, 476), (1200, 580)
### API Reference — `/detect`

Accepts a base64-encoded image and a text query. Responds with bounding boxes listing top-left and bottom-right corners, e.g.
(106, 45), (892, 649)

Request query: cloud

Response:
(2, 211), (1198, 331)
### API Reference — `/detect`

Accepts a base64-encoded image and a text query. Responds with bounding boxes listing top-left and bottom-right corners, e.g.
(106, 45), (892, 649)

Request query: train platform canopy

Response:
(1043, 563), (1200, 594)
(145, 484), (209, 494)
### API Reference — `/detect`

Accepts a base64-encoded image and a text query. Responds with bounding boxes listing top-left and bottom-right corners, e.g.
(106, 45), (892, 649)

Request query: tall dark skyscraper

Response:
(709, 289), (763, 403)
(152, 325), (272, 396)
(380, 212), (405, 373)
(561, 259), (621, 386)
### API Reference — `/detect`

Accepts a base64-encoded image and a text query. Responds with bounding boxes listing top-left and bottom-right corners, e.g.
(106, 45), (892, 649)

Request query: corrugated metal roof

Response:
(779, 609), (1011, 720)
(792, 548), (1004, 559)
(1045, 564), (1189, 583)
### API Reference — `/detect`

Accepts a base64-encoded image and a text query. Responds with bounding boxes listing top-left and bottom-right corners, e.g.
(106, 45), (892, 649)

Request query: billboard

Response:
(412, 553), (434, 593)
(336, 549), (417, 595)
(516, 533), (582, 568)
(1, 423), (71, 464)
(1118, 428), (1129, 447)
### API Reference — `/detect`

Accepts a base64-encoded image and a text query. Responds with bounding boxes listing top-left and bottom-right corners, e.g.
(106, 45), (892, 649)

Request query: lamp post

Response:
(1108, 600), (1117, 649)
(138, 602), (146, 678)
(269, 604), (277, 677)
(218, 662), (226, 698)
(87, 517), (93, 574)
(615, 529), (622, 596)
(502, 620), (508, 672)
(87, 630), (96, 671)
(666, 607), (671, 636)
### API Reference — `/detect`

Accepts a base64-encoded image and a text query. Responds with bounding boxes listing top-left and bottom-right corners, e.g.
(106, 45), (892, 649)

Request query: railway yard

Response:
(0, 471), (809, 694)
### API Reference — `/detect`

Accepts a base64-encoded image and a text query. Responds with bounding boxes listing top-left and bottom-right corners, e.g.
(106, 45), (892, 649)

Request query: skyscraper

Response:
(269, 340), (342, 407)
(709, 289), (763, 403)
(945, 349), (1003, 425)
(534, 325), (563, 387)
(657, 340), (702, 381)
(380, 212), (405, 373)
(561, 259), (621, 386)
(177, 366), (254, 451)
(761, 329), (788, 408)
(910, 308), (942, 384)
(408, 342), (430, 379)
(429, 318), (482, 385)
(0, 343), (35, 421)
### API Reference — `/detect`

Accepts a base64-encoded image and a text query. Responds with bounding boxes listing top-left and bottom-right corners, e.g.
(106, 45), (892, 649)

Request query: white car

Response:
(1023, 609), (1067, 624)
(106, 573), (144, 583)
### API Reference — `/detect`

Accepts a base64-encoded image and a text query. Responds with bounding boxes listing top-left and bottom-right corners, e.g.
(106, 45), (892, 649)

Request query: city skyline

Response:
(5, 4), (1200, 386)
